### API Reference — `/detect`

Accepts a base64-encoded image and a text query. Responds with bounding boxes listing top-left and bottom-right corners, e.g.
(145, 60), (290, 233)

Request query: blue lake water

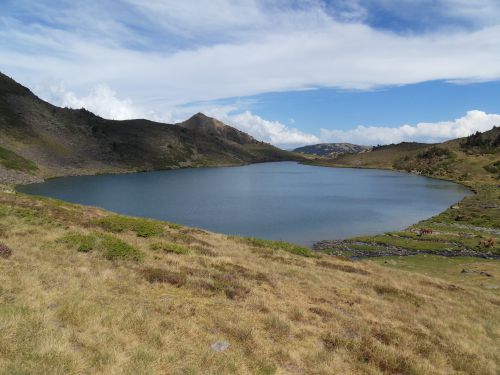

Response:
(18, 162), (471, 245)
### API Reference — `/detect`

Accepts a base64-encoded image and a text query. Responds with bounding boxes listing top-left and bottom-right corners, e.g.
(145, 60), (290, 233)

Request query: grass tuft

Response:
(232, 236), (316, 257)
(58, 232), (143, 261)
(150, 241), (188, 254)
(263, 315), (291, 340)
(142, 268), (187, 286)
(58, 233), (97, 252)
(93, 215), (164, 237)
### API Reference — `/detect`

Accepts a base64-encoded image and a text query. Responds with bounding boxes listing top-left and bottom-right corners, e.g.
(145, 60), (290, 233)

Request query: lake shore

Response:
(304, 137), (499, 258)
(15, 162), (470, 248)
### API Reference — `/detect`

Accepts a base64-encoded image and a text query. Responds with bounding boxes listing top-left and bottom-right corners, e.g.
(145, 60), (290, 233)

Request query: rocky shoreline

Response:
(0, 165), (43, 185)
(313, 239), (500, 259)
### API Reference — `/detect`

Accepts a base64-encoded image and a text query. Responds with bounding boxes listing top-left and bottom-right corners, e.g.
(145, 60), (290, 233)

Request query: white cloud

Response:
(48, 84), (169, 122)
(219, 111), (319, 146)
(2, 2), (500, 148)
(319, 110), (500, 145)
(2, 1), (500, 110)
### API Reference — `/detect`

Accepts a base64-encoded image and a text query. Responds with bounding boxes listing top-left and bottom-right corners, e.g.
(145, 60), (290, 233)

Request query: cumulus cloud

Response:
(217, 109), (499, 147)
(48, 84), (168, 122)
(2, 2), (500, 148)
(319, 110), (500, 145)
(218, 110), (319, 146)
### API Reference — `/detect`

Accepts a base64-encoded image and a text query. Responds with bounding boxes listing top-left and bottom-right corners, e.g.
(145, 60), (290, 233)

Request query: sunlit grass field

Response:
(0, 190), (499, 374)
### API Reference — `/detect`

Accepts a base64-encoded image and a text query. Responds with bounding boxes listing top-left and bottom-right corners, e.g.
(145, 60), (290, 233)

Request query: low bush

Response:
(93, 216), (164, 237)
(234, 237), (316, 257)
(58, 232), (143, 261)
(58, 233), (96, 252)
(100, 235), (143, 261)
(417, 146), (453, 160)
(150, 241), (188, 254)
(484, 160), (500, 175)
(0, 242), (12, 258)
(142, 268), (187, 286)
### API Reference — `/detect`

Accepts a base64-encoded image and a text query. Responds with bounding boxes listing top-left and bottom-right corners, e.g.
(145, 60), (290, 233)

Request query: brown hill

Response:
(0, 72), (298, 184)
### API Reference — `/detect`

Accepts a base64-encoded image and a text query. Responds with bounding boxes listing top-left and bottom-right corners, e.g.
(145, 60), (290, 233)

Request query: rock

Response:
(479, 271), (493, 277)
(211, 341), (230, 352)
(451, 205), (460, 209)
(461, 268), (475, 274)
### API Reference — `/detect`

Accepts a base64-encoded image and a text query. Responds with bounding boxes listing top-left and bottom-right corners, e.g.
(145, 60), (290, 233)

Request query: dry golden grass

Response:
(0, 191), (499, 374)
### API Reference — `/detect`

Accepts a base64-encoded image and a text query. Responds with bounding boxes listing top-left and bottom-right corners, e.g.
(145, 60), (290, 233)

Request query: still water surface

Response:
(19, 162), (471, 245)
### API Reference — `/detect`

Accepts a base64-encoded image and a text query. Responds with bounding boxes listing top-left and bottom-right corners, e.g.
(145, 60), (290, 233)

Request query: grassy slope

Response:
(0, 146), (38, 173)
(309, 129), (500, 258)
(0, 73), (300, 184)
(0, 190), (499, 374)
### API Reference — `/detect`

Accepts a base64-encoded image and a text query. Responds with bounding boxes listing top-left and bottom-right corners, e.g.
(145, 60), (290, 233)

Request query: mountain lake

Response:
(18, 162), (472, 246)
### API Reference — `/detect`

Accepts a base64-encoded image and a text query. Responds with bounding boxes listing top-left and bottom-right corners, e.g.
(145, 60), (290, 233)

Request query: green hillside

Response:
(0, 72), (299, 185)
(310, 128), (500, 258)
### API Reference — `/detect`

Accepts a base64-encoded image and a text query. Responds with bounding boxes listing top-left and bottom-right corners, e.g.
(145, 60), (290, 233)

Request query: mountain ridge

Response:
(294, 142), (372, 157)
(0, 72), (299, 184)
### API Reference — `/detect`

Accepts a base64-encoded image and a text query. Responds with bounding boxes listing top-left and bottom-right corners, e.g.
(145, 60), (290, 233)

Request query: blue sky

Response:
(1, 0), (500, 147)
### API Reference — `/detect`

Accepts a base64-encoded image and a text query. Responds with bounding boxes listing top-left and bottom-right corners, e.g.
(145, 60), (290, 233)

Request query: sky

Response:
(1, 0), (500, 148)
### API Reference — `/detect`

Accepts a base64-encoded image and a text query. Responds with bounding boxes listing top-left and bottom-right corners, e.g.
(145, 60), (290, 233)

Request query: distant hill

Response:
(0, 72), (299, 184)
(293, 143), (371, 157)
(324, 129), (499, 175)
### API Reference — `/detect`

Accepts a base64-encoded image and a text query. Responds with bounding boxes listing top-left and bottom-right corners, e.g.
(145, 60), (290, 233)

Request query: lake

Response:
(18, 162), (471, 245)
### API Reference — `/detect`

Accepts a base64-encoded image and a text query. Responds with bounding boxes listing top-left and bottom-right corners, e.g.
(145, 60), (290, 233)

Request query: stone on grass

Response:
(211, 341), (230, 352)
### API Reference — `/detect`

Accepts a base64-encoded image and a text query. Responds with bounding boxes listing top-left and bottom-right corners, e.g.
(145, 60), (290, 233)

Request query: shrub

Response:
(93, 216), (164, 237)
(234, 237), (316, 257)
(0, 242), (12, 258)
(100, 235), (142, 261)
(417, 146), (453, 160)
(58, 233), (97, 252)
(461, 128), (500, 153)
(58, 232), (143, 261)
(150, 241), (188, 254)
(142, 268), (186, 286)
(484, 160), (500, 175)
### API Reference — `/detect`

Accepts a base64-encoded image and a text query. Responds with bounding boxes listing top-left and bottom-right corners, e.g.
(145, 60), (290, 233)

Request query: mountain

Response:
(293, 143), (371, 157)
(0, 72), (299, 184)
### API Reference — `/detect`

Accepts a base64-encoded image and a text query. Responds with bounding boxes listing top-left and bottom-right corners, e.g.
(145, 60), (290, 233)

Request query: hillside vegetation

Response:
(0, 72), (299, 185)
(0, 189), (499, 374)
(310, 128), (500, 258)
